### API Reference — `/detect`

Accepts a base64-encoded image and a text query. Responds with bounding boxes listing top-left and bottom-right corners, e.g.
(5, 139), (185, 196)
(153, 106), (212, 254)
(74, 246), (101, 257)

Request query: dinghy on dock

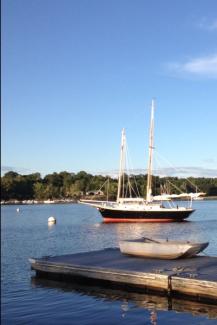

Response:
(119, 237), (209, 259)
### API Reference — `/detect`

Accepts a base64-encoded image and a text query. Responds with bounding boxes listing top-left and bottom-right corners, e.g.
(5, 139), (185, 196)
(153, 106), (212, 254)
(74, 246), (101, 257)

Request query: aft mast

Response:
(117, 128), (126, 202)
(146, 99), (155, 202)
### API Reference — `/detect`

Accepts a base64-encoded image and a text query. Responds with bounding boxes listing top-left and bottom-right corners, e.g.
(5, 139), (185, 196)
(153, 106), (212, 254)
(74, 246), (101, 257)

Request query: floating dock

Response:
(30, 248), (217, 303)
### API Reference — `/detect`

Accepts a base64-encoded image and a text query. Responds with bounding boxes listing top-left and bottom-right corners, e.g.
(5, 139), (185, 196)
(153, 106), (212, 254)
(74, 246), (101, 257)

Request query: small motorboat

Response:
(119, 237), (209, 259)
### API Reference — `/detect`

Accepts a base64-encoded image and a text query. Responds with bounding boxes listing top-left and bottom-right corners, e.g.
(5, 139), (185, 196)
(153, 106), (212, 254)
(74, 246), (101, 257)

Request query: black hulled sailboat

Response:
(81, 100), (195, 222)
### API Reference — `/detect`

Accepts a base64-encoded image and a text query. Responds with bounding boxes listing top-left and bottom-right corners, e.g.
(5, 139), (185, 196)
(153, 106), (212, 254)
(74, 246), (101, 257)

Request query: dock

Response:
(30, 248), (217, 303)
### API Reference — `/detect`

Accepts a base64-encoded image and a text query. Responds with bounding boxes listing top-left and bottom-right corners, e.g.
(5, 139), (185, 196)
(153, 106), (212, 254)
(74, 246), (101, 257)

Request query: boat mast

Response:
(117, 128), (126, 202)
(146, 99), (155, 202)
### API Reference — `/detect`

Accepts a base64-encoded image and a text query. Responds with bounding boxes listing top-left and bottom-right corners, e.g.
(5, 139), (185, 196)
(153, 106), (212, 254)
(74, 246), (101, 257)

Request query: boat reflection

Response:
(111, 221), (202, 244)
(31, 276), (217, 320)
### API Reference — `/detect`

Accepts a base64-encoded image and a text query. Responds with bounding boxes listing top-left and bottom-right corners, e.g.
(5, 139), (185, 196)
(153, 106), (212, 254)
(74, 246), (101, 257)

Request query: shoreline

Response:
(1, 196), (217, 206)
(0, 199), (78, 205)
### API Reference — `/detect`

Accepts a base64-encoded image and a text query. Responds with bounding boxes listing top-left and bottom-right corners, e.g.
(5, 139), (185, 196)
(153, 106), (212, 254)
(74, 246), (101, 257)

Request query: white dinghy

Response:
(119, 237), (209, 259)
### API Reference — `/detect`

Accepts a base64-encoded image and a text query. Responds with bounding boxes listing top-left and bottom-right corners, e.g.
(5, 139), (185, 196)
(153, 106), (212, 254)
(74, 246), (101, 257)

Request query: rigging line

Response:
(128, 178), (132, 198)
(88, 176), (94, 186)
(154, 154), (166, 177)
(125, 141), (140, 198)
(155, 150), (201, 192)
(89, 178), (109, 201)
(153, 155), (163, 186)
(131, 173), (141, 197)
(166, 180), (184, 194)
(125, 147), (133, 198)
(98, 178), (109, 192)
(154, 155), (190, 207)
(127, 175), (139, 198)
(131, 181), (141, 197)
(128, 168), (140, 197)
(125, 141), (141, 197)
(126, 172), (132, 198)
(168, 199), (176, 208)
(106, 178), (109, 202)
(154, 154), (185, 194)
(124, 142), (130, 198)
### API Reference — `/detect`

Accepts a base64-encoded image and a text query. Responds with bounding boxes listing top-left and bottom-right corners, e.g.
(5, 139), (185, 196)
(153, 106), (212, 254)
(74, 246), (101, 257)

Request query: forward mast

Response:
(117, 128), (126, 202)
(146, 99), (155, 202)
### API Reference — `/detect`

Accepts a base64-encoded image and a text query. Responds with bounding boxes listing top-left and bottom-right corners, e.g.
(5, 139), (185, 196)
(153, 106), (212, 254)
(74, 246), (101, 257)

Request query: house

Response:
(86, 190), (104, 196)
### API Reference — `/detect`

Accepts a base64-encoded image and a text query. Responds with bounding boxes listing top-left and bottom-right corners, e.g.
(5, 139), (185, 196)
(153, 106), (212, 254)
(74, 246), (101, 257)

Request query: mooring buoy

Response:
(48, 216), (56, 224)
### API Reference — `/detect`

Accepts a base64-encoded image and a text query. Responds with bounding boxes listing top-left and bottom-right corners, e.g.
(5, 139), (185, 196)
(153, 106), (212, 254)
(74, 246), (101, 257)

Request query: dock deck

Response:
(30, 248), (217, 303)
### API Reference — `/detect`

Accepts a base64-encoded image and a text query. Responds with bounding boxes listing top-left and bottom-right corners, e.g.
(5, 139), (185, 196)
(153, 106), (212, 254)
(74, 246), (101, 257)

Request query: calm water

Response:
(1, 201), (217, 324)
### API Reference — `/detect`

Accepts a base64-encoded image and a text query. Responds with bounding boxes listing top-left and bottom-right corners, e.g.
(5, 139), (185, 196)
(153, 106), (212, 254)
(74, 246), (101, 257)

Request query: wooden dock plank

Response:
(30, 248), (217, 302)
(31, 260), (169, 292)
(171, 277), (217, 300)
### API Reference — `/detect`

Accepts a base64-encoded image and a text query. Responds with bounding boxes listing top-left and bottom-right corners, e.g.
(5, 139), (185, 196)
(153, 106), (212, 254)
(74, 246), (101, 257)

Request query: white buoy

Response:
(48, 216), (56, 224)
(16, 208), (20, 212)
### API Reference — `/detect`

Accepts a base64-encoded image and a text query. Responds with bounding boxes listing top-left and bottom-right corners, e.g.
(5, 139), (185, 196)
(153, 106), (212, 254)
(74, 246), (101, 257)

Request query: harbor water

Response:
(1, 200), (217, 324)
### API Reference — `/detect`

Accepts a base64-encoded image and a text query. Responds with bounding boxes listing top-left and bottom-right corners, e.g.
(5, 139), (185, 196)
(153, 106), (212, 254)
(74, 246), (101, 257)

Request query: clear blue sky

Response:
(2, 0), (217, 177)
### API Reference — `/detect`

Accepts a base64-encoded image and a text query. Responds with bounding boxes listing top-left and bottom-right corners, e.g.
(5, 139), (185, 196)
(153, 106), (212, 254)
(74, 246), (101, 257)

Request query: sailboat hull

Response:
(99, 208), (194, 223)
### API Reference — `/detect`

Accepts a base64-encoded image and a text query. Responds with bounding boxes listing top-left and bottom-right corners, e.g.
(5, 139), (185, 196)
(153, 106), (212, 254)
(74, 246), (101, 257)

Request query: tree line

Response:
(1, 170), (217, 201)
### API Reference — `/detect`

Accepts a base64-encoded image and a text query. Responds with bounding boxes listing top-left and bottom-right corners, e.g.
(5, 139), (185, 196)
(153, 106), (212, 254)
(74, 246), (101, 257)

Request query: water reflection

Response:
(31, 277), (217, 320)
(108, 219), (211, 245)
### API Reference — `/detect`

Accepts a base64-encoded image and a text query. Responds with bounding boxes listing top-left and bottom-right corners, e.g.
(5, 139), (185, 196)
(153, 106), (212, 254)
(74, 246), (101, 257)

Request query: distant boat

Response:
(153, 184), (206, 202)
(189, 191), (206, 200)
(119, 237), (209, 259)
(81, 100), (195, 222)
(44, 200), (55, 204)
(153, 192), (206, 201)
(192, 196), (204, 201)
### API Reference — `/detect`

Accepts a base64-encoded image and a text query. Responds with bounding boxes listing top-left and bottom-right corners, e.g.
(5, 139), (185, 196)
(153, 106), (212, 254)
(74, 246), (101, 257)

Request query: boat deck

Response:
(30, 248), (217, 303)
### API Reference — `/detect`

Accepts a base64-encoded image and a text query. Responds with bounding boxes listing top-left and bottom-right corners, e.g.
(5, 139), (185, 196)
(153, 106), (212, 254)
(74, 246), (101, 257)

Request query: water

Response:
(1, 201), (217, 324)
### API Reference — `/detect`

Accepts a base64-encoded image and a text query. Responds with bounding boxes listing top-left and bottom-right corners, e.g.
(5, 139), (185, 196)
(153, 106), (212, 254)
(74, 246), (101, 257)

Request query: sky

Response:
(2, 0), (217, 177)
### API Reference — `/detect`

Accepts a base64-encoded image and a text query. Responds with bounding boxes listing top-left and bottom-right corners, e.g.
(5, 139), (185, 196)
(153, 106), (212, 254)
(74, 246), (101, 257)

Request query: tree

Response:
(1, 170), (217, 201)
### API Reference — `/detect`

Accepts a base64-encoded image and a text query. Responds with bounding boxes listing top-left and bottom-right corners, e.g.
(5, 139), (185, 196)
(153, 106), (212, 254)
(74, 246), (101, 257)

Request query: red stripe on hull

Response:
(103, 218), (178, 223)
